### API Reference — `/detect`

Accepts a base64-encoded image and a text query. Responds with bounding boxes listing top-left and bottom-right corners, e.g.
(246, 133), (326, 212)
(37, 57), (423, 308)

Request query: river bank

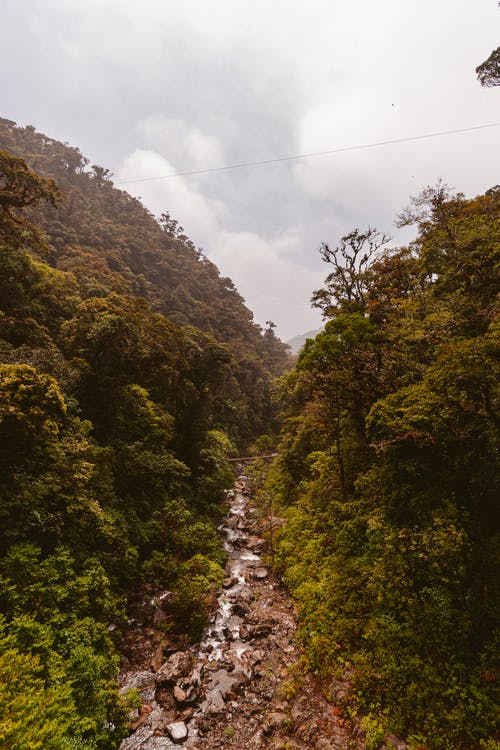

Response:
(117, 475), (356, 750)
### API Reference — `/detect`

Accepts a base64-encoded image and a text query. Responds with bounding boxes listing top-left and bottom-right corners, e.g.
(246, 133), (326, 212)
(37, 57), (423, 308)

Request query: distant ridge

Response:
(286, 328), (322, 354)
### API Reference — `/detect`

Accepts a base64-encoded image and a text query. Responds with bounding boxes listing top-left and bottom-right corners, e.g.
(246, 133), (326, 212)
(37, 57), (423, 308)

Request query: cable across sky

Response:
(117, 122), (500, 185)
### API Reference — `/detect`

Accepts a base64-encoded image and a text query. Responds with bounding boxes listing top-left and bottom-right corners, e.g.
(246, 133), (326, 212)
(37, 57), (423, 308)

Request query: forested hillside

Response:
(268, 185), (499, 749)
(0, 124), (290, 748)
(0, 118), (292, 445)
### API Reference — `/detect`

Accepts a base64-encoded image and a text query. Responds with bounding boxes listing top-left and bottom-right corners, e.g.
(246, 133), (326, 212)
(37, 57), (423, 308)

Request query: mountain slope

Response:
(286, 327), (322, 354)
(0, 124), (290, 747)
(0, 117), (292, 443)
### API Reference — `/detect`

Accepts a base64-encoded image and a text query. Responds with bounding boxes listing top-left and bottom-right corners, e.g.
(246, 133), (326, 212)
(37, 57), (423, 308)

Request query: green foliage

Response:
(274, 185), (500, 749)
(361, 715), (386, 750)
(0, 132), (271, 744)
(0, 625), (74, 750)
(0, 147), (60, 252)
(0, 118), (292, 446)
(173, 554), (224, 639)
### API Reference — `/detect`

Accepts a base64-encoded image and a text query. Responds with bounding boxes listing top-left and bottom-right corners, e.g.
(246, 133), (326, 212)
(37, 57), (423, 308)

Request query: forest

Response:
(266, 184), (499, 749)
(0, 120), (290, 748)
(0, 118), (498, 750)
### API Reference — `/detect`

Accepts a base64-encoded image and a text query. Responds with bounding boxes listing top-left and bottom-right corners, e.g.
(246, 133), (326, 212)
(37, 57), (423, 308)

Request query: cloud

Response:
(137, 117), (225, 172)
(119, 148), (221, 240)
(2, 0), (499, 338)
(118, 143), (324, 339)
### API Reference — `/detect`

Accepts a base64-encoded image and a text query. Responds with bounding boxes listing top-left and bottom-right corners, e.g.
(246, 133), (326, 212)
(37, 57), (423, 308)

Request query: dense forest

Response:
(0, 120), (290, 748)
(0, 116), (498, 750)
(265, 184), (499, 749)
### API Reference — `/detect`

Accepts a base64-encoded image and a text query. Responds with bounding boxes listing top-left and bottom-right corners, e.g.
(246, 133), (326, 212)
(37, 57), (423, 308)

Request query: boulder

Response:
(166, 721), (189, 743)
(155, 651), (194, 687)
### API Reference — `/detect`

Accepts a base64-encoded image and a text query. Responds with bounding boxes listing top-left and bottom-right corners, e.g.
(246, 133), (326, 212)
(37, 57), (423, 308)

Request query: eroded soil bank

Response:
(118, 476), (356, 750)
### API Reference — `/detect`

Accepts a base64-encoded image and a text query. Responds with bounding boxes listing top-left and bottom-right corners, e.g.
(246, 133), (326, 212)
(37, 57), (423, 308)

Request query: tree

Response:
(0, 149), (60, 249)
(476, 46), (500, 86)
(158, 211), (196, 249)
(273, 185), (500, 748)
(0, 624), (75, 750)
(261, 321), (292, 376)
(311, 227), (390, 317)
(475, 3), (500, 86)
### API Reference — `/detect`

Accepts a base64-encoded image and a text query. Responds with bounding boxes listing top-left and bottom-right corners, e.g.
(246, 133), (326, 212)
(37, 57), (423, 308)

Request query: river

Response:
(118, 475), (272, 748)
(117, 475), (350, 749)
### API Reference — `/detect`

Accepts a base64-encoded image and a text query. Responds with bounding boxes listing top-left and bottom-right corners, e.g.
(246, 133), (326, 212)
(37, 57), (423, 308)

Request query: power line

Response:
(117, 122), (500, 185)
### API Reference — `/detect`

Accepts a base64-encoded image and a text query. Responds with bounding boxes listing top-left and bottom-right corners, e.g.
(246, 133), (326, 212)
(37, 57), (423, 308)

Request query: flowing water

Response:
(118, 476), (267, 749)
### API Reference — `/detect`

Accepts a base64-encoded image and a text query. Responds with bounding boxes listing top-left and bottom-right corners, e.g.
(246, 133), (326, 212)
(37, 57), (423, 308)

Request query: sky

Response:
(1, 0), (499, 340)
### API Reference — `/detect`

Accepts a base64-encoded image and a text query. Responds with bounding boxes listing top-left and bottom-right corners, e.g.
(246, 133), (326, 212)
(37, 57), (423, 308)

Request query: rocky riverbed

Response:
(117, 476), (356, 750)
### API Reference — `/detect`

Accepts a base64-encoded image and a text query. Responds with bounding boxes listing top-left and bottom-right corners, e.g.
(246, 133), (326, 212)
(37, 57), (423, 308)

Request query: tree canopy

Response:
(0, 128), (291, 747)
(268, 184), (500, 750)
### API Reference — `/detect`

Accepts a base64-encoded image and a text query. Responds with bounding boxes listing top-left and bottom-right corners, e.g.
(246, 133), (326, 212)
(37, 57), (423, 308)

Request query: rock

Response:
(189, 663), (203, 686)
(250, 649), (264, 664)
(202, 688), (225, 714)
(130, 704), (152, 731)
(150, 642), (166, 672)
(240, 625), (250, 640)
(155, 651), (194, 687)
(249, 623), (272, 639)
(249, 728), (265, 746)
(201, 668), (249, 715)
(180, 706), (195, 722)
(253, 567), (268, 580)
(246, 536), (266, 552)
(166, 721), (189, 743)
(120, 670), (155, 692)
(173, 685), (186, 703)
(232, 602), (249, 617)
(211, 668), (248, 696)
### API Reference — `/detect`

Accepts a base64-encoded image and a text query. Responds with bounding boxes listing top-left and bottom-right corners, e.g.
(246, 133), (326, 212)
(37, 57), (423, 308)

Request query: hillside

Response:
(0, 126), (290, 748)
(268, 191), (500, 749)
(0, 118), (291, 444)
(286, 327), (322, 354)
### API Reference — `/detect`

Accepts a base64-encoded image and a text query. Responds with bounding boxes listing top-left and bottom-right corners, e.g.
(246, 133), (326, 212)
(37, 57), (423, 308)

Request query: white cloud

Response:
(118, 145), (324, 339)
(2, 0), (499, 338)
(119, 148), (221, 238)
(137, 117), (225, 171)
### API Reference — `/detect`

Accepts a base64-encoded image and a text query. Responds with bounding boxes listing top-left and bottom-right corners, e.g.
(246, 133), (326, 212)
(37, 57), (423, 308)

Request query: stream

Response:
(118, 475), (272, 749)
(117, 476), (353, 750)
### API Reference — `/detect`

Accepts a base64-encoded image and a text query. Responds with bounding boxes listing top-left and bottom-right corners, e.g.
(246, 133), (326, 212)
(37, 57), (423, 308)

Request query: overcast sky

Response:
(1, 0), (499, 339)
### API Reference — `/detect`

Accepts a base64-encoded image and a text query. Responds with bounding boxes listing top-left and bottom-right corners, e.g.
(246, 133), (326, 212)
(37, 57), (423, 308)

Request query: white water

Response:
(119, 477), (265, 749)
